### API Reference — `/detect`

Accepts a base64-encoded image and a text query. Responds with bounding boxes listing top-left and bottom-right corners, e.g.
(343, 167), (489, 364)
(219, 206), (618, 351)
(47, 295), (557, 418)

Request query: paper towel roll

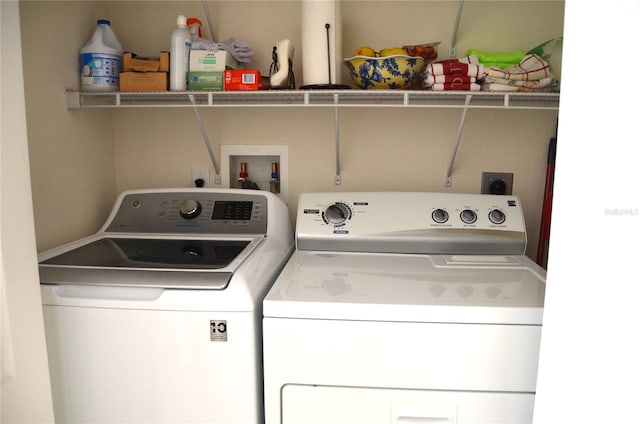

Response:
(301, 0), (342, 86)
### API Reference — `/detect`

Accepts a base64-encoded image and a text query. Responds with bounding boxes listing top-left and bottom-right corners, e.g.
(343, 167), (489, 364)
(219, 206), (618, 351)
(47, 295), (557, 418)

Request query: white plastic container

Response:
(80, 19), (123, 92)
(170, 15), (192, 91)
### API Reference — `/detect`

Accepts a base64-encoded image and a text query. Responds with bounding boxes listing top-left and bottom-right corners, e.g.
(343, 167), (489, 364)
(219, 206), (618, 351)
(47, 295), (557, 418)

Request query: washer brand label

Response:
(210, 320), (227, 342)
(333, 230), (349, 234)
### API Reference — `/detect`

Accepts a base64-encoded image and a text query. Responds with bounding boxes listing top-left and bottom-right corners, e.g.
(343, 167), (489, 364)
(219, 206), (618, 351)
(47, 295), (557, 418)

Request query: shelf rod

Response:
(450, 0), (464, 58)
(189, 94), (222, 184)
(444, 94), (472, 186)
(334, 94), (341, 185)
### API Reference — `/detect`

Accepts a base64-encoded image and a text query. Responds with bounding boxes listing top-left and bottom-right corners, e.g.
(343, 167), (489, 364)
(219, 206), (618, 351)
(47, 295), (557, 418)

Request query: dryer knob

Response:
(323, 203), (351, 226)
(460, 209), (477, 224)
(179, 199), (202, 219)
(431, 208), (449, 224)
(488, 209), (506, 225)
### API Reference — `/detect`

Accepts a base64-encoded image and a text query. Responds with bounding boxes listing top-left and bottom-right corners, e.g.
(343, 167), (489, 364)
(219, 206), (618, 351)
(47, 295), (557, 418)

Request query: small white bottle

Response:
(80, 19), (123, 92)
(170, 15), (191, 91)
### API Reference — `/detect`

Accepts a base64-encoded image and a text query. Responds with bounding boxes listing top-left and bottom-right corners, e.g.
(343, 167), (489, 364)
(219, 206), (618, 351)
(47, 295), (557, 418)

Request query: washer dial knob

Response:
(179, 199), (202, 220)
(323, 202), (351, 226)
(488, 209), (506, 225)
(431, 208), (449, 224)
(460, 209), (477, 224)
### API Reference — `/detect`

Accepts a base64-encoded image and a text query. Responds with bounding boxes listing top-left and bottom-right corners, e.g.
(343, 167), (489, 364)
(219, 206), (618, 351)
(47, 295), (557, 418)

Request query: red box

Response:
(224, 70), (265, 91)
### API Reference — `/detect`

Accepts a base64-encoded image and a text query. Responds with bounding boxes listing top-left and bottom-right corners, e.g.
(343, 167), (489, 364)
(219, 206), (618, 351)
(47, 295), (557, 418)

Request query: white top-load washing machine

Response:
(263, 192), (546, 424)
(39, 188), (293, 423)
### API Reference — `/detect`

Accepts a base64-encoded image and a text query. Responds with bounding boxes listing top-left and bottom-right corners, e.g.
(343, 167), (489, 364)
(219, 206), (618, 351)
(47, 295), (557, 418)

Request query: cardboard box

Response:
(120, 72), (168, 92)
(224, 70), (265, 91)
(123, 52), (169, 72)
(189, 50), (242, 72)
(188, 72), (224, 91)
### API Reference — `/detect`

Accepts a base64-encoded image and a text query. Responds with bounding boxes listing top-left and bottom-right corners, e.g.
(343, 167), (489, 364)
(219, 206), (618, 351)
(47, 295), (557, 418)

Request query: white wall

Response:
(21, 1), (564, 259)
(20, 0), (118, 252)
(533, 0), (640, 421)
(1, 1), (55, 422)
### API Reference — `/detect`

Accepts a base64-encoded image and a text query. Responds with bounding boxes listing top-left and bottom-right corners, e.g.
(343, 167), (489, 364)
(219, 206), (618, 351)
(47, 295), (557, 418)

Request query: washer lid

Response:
(263, 251), (546, 325)
(39, 236), (263, 289)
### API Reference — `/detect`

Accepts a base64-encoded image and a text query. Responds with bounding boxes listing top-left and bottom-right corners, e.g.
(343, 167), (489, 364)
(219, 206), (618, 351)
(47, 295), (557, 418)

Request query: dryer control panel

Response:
(297, 192), (527, 255)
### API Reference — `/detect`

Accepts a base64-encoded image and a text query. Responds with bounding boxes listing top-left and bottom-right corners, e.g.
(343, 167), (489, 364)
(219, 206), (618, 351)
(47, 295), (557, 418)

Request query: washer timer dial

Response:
(179, 199), (202, 220)
(322, 202), (352, 226)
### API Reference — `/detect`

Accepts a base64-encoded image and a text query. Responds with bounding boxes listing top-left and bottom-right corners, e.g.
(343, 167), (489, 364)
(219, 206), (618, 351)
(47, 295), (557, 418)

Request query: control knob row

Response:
(431, 208), (506, 225)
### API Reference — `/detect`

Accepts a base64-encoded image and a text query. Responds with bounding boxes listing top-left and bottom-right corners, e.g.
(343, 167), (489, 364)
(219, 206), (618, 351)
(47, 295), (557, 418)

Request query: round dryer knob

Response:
(431, 208), (449, 224)
(488, 209), (506, 225)
(179, 199), (202, 219)
(460, 209), (477, 224)
(323, 202), (351, 226)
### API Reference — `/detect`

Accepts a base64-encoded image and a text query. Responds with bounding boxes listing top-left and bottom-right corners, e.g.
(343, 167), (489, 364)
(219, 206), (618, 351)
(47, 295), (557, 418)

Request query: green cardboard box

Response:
(188, 72), (224, 91)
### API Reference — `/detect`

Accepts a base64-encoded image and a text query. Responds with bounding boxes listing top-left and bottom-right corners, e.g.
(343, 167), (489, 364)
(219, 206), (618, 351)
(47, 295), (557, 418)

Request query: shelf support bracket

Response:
(334, 94), (342, 185)
(189, 95), (222, 184)
(444, 94), (472, 187)
(450, 0), (464, 58)
(66, 89), (80, 109)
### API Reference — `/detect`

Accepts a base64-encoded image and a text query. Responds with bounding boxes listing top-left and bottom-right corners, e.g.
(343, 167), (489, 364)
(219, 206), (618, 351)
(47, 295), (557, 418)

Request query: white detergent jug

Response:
(81, 19), (123, 92)
(170, 15), (191, 91)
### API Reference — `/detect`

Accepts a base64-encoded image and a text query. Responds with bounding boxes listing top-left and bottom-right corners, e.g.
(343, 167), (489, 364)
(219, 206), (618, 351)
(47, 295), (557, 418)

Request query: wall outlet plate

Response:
(481, 172), (513, 195)
(191, 165), (210, 187)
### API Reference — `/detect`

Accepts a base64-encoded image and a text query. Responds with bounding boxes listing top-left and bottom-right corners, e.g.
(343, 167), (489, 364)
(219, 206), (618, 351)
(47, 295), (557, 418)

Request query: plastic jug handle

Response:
(91, 25), (104, 43)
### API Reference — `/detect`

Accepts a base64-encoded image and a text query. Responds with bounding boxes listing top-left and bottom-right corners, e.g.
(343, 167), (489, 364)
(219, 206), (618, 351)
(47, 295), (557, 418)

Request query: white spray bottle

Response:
(170, 15), (191, 91)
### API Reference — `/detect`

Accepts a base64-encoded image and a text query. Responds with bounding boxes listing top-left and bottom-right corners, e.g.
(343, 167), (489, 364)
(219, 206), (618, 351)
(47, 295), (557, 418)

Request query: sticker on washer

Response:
(210, 320), (227, 342)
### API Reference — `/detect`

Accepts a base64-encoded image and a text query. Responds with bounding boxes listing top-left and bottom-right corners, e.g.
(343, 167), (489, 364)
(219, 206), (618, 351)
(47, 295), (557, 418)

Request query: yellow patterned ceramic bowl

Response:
(343, 55), (425, 89)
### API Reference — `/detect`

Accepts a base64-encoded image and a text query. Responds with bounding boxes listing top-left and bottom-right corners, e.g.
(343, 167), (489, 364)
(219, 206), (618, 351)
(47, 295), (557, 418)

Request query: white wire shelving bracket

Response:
(450, 0), (464, 58)
(65, 89), (560, 186)
(188, 95), (221, 184)
(444, 94), (472, 187)
(333, 94), (342, 185)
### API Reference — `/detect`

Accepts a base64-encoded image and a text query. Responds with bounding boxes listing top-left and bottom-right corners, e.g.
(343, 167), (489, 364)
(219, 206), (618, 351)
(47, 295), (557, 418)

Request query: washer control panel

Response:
(297, 192), (527, 255)
(104, 190), (268, 235)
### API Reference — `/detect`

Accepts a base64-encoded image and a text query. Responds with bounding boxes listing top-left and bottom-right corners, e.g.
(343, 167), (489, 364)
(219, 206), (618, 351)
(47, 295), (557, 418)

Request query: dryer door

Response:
(282, 384), (535, 424)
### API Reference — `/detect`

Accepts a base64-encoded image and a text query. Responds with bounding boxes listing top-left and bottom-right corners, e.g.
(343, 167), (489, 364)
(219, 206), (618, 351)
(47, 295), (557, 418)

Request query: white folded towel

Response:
(191, 37), (255, 63)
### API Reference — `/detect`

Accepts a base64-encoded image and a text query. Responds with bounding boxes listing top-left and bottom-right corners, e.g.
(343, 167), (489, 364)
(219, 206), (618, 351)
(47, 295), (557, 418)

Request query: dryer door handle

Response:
(392, 404), (457, 423)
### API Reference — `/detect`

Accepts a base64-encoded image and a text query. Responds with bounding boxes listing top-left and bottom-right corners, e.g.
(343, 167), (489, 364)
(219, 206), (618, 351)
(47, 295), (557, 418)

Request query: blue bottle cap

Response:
(98, 19), (111, 26)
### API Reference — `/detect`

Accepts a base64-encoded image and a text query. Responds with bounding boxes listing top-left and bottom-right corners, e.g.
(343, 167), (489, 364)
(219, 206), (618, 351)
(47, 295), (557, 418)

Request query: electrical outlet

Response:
(191, 165), (210, 187)
(481, 172), (513, 195)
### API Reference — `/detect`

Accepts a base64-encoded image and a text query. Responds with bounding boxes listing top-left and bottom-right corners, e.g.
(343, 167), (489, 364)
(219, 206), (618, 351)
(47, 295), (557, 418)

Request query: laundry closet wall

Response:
(20, 1), (564, 259)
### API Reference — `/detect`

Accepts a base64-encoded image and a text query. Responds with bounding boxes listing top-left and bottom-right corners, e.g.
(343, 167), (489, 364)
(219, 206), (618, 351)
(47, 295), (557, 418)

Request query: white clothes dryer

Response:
(263, 192), (546, 424)
(39, 188), (293, 423)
